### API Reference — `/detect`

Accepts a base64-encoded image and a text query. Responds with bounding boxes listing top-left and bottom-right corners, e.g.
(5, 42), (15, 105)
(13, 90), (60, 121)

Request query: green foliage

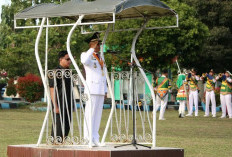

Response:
(31, 102), (47, 107)
(1, 0), (230, 77)
(0, 24), (40, 77)
(0, 0), (85, 78)
(6, 78), (17, 96)
(17, 73), (44, 102)
(0, 79), (7, 84)
(105, 0), (209, 73)
(182, 0), (232, 73)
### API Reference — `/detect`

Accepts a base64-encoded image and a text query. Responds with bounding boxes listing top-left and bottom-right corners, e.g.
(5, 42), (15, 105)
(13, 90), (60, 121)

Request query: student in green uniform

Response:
(154, 69), (171, 120)
(186, 69), (199, 117)
(176, 74), (187, 118)
(202, 69), (216, 117)
(216, 71), (232, 118)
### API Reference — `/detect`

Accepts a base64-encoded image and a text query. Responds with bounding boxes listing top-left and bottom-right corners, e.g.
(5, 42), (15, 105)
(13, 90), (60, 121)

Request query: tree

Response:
(105, 0), (209, 74)
(182, 0), (232, 73)
(0, 0), (87, 77)
(0, 0), (210, 77)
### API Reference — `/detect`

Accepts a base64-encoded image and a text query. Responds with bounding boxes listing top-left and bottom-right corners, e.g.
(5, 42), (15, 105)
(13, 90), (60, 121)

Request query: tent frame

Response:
(14, 2), (178, 149)
(14, 14), (178, 30)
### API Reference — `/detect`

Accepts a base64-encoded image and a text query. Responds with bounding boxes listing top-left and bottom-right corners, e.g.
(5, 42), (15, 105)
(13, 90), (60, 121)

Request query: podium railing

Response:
(41, 70), (153, 146)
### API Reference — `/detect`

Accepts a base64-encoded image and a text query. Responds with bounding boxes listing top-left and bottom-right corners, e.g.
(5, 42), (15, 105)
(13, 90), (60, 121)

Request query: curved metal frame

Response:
(129, 20), (157, 148)
(30, 16), (163, 148)
(66, 15), (94, 148)
(99, 25), (118, 145)
(35, 17), (52, 146)
(17, 3), (178, 149)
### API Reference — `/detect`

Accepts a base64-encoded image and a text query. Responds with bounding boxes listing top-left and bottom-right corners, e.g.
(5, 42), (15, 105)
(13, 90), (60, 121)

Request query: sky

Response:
(0, 0), (11, 22)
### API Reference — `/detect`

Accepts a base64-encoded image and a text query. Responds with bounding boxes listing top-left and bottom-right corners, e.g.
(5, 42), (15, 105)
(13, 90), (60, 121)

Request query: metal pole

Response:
(36, 17), (53, 146)
(66, 15), (94, 148)
(130, 20), (157, 148)
(227, 71), (232, 76)
(176, 60), (181, 74)
(100, 24), (117, 145)
(44, 18), (49, 102)
(44, 18), (49, 141)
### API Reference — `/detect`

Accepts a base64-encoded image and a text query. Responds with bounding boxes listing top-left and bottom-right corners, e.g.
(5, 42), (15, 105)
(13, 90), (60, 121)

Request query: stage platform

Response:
(8, 144), (184, 157)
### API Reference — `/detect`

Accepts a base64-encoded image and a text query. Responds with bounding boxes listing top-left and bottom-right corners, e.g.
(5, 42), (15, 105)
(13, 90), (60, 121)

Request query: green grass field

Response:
(0, 108), (232, 157)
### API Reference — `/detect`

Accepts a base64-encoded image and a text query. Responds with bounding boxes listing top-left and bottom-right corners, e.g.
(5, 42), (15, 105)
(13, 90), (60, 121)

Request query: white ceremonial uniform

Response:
(219, 77), (232, 118)
(81, 48), (107, 143)
(204, 76), (217, 117)
(220, 94), (232, 118)
(179, 101), (186, 116)
(187, 75), (199, 117)
(156, 94), (168, 120)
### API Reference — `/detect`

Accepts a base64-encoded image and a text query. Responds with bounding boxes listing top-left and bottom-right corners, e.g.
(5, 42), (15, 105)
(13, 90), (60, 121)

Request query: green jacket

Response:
(155, 76), (171, 90)
(220, 80), (232, 95)
(187, 76), (198, 91)
(204, 76), (215, 91)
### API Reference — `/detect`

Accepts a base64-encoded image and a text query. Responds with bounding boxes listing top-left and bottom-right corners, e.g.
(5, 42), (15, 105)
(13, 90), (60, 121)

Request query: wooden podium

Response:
(8, 144), (184, 157)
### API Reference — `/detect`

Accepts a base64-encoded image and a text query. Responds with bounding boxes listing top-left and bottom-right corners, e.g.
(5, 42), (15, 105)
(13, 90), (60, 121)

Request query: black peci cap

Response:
(85, 32), (102, 43)
(58, 50), (68, 59)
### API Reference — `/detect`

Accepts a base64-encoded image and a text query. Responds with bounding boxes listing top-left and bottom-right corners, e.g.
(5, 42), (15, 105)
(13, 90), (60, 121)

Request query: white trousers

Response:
(156, 94), (168, 119)
(179, 101), (186, 115)
(220, 94), (232, 118)
(205, 91), (216, 116)
(189, 90), (198, 116)
(84, 95), (104, 142)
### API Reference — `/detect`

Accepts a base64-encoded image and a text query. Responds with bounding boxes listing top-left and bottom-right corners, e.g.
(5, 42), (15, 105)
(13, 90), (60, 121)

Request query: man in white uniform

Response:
(81, 32), (107, 146)
(186, 69), (200, 117)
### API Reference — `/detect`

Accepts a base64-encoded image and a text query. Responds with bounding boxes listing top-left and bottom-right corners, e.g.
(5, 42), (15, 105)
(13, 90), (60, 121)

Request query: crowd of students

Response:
(154, 69), (232, 120)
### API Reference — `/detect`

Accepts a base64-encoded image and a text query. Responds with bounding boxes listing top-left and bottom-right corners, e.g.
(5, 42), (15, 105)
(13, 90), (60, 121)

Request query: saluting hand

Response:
(89, 41), (99, 49)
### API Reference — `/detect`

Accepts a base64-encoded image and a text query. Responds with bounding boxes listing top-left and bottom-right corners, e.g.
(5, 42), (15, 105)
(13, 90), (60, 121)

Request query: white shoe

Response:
(159, 118), (166, 120)
(220, 116), (226, 119)
(186, 114), (192, 117)
(87, 142), (96, 147)
(204, 115), (209, 117)
(92, 139), (101, 147)
(212, 115), (216, 118)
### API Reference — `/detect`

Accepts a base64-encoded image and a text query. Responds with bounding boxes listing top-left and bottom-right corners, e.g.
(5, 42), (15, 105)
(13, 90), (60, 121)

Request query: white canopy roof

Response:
(15, 0), (176, 22)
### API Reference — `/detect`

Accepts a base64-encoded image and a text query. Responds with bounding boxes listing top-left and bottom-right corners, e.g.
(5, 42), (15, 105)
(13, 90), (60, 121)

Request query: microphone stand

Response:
(112, 52), (151, 149)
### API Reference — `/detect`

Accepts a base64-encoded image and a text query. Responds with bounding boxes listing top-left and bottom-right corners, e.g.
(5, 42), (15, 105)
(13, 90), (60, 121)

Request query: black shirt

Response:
(49, 65), (73, 110)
